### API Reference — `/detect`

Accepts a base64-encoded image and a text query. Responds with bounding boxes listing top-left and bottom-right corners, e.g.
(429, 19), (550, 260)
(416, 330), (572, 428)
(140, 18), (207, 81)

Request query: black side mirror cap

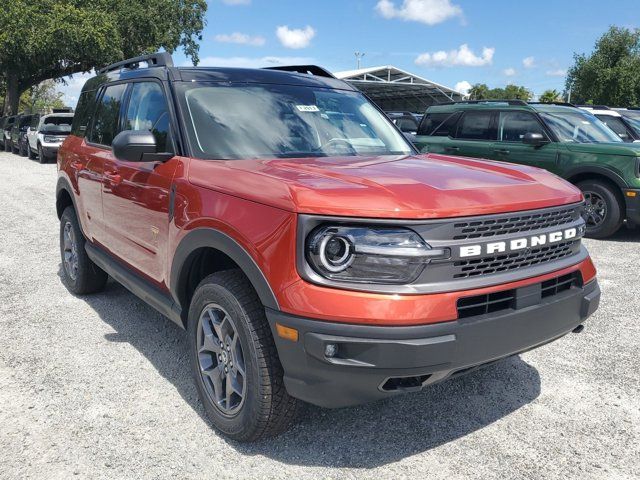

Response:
(522, 132), (549, 146)
(112, 130), (173, 162)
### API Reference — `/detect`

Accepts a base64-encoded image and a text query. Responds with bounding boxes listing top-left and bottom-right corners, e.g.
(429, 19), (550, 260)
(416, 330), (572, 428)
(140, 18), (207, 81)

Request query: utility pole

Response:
(354, 52), (365, 70)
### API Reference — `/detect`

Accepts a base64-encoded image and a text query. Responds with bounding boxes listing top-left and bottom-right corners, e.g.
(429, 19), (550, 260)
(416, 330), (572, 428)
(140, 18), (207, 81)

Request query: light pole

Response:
(354, 52), (365, 70)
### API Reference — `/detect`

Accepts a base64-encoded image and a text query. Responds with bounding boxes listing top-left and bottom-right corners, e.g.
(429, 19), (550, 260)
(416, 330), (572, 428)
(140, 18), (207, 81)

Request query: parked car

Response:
(27, 112), (74, 163)
(386, 111), (422, 134)
(56, 53), (599, 441)
(614, 108), (640, 137)
(2, 115), (17, 151)
(10, 114), (36, 156)
(413, 100), (640, 238)
(578, 105), (640, 142)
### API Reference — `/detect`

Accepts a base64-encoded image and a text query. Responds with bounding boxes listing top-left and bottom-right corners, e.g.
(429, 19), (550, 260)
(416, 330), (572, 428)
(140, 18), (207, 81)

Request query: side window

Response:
(125, 82), (171, 152)
(498, 111), (546, 142)
(595, 115), (629, 140)
(88, 83), (127, 146)
(418, 113), (448, 135)
(456, 111), (495, 140)
(71, 89), (98, 137)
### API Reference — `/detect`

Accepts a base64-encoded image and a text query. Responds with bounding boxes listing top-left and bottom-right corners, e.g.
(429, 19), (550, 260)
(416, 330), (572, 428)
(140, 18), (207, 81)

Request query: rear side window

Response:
(72, 90), (98, 137)
(88, 83), (127, 146)
(419, 112), (461, 136)
(595, 115), (631, 140)
(124, 82), (171, 152)
(455, 111), (495, 140)
(498, 111), (546, 142)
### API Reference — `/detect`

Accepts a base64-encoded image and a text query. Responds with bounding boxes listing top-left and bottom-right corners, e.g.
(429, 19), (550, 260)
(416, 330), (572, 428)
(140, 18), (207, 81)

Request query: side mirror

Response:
(522, 132), (548, 146)
(112, 130), (172, 162)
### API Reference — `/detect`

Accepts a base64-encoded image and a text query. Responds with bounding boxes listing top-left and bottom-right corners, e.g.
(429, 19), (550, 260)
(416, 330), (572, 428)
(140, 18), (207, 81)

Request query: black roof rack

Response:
(263, 65), (336, 79)
(445, 99), (528, 106)
(575, 104), (610, 110)
(98, 52), (174, 74)
(528, 101), (576, 107)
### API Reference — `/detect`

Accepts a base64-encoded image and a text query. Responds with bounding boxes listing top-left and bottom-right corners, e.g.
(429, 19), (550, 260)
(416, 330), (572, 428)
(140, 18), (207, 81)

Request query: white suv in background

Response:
(27, 112), (74, 163)
(578, 105), (640, 142)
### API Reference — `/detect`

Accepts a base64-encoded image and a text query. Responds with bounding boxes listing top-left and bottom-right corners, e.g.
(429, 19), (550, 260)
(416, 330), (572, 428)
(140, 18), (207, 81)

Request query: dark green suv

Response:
(413, 100), (640, 238)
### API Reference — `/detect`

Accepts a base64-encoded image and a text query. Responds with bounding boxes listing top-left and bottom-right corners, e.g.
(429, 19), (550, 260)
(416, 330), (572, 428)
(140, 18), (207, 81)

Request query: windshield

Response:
(42, 116), (73, 134)
(178, 83), (413, 159)
(540, 111), (622, 143)
(619, 112), (640, 136)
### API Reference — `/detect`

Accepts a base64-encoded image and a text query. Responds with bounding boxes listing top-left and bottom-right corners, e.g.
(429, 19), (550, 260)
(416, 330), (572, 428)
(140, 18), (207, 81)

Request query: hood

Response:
(564, 142), (640, 157)
(188, 153), (583, 219)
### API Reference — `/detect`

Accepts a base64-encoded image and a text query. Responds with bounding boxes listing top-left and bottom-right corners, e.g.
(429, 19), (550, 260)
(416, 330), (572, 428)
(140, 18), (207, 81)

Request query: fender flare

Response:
(170, 228), (280, 313)
(564, 165), (628, 190)
(55, 176), (79, 220)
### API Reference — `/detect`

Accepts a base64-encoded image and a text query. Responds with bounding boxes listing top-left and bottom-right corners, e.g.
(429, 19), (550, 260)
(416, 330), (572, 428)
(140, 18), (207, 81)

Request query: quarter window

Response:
(88, 83), (127, 146)
(418, 112), (460, 136)
(456, 112), (494, 140)
(498, 111), (546, 142)
(125, 82), (171, 152)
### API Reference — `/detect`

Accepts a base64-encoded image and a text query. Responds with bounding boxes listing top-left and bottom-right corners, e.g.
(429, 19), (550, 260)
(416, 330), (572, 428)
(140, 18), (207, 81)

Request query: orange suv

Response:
(56, 53), (600, 441)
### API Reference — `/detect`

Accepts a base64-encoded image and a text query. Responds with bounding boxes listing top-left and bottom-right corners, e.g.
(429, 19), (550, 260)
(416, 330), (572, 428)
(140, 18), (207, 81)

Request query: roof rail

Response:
(575, 104), (611, 110)
(445, 99), (528, 106)
(98, 52), (174, 75)
(529, 101), (576, 107)
(263, 65), (336, 79)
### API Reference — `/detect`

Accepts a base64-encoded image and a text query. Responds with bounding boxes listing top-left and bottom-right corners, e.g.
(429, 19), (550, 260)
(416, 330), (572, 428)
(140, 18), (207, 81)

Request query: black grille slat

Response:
(452, 205), (579, 240)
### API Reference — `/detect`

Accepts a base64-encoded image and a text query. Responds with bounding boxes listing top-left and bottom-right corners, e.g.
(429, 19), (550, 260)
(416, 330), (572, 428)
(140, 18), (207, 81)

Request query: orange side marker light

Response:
(275, 323), (299, 342)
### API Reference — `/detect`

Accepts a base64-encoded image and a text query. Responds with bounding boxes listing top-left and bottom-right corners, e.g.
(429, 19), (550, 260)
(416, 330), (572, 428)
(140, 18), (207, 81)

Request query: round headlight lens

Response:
(319, 233), (354, 272)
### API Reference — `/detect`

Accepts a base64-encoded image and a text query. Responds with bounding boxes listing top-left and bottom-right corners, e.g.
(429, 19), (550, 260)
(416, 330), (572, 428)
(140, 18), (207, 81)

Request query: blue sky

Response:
(60, 0), (640, 104)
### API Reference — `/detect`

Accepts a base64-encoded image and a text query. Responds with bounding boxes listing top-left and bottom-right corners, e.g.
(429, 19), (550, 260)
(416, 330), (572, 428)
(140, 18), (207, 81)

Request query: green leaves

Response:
(468, 83), (532, 101)
(566, 26), (640, 106)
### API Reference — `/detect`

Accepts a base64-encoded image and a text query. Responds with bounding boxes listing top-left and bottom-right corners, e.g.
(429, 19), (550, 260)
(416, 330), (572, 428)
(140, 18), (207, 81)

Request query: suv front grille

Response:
(457, 272), (580, 319)
(452, 205), (580, 240)
(453, 241), (577, 279)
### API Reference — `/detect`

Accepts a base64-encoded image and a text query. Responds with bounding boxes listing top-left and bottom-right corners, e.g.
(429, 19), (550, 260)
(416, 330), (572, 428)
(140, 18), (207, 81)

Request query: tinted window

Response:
(595, 115), (631, 140)
(88, 84), (126, 146)
(72, 90), (98, 137)
(418, 113), (449, 135)
(456, 111), (494, 140)
(125, 82), (171, 152)
(498, 111), (546, 142)
(395, 117), (418, 133)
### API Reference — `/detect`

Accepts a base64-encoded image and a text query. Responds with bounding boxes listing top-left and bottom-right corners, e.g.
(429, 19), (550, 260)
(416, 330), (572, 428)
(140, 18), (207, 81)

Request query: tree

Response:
(19, 80), (66, 113)
(467, 83), (532, 101)
(0, 0), (206, 115)
(468, 83), (490, 100)
(566, 26), (640, 106)
(503, 84), (532, 101)
(539, 89), (563, 103)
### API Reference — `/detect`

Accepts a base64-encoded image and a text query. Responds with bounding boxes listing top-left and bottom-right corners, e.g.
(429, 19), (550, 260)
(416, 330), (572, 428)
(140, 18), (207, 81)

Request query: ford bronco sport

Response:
(413, 100), (640, 238)
(56, 53), (600, 441)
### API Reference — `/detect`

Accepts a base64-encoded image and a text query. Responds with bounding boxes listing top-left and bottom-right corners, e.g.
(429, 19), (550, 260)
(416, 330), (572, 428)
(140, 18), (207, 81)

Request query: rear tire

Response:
(19, 141), (27, 157)
(577, 179), (623, 239)
(188, 270), (301, 441)
(59, 206), (108, 294)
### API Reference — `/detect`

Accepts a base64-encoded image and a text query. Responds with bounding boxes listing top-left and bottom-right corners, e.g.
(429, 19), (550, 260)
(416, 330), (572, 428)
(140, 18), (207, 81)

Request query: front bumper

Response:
(267, 279), (600, 408)
(41, 144), (61, 158)
(624, 189), (640, 225)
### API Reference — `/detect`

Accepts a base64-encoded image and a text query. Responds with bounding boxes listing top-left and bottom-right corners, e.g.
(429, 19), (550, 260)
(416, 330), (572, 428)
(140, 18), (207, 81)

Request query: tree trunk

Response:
(5, 73), (20, 115)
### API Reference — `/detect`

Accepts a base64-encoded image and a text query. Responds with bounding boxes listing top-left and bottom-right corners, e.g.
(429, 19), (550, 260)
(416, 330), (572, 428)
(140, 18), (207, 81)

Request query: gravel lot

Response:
(0, 150), (638, 479)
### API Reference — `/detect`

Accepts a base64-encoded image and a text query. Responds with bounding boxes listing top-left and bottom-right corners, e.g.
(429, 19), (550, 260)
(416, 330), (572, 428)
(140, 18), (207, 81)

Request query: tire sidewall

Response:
(578, 180), (623, 238)
(188, 280), (264, 439)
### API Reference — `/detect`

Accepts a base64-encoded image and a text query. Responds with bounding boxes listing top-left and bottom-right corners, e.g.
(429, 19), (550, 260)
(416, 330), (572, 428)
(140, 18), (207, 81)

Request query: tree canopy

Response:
(539, 89), (563, 103)
(0, 0), (206, 114)
(468, 83), (532, 101)
(566, 26), (640, 106)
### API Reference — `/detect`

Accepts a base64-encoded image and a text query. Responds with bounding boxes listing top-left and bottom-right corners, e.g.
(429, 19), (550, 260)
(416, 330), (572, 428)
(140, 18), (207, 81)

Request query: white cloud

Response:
(523, 56), (535, 68)
(375, 0), (463, 25)
(503, 67), (516, 77)
(214, 32), (265, 47)
(276, 25), (316, 49)
(57, 71), (95, 109)
(546, 69), (567, 77)
(415, 44), (494, 67)
(454, 80), (472, 95)
(195, 56), (314, 69)
(222, 0), (250, 5)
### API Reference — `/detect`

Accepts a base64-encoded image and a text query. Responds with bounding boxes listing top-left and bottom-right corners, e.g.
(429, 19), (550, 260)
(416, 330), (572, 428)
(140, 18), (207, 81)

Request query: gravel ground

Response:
(0, 151), (638, 480)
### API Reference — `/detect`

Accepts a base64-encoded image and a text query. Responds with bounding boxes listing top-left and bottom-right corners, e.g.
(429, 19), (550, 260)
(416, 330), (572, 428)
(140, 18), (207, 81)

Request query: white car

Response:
(26, 112), (74, 163)
(578, 106), (640, 142)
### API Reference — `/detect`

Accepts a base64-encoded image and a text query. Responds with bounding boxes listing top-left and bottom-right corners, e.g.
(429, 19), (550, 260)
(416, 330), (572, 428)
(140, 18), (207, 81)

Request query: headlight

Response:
(306, 225), (448, 284)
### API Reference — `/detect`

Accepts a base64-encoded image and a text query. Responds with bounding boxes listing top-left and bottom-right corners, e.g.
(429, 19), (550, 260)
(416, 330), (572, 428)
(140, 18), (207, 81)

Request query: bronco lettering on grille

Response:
(459, 227), (579, 258)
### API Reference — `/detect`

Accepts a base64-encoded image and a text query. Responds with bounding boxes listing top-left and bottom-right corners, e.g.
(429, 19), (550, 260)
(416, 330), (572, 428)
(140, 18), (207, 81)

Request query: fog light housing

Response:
(324, 343), (338, 358)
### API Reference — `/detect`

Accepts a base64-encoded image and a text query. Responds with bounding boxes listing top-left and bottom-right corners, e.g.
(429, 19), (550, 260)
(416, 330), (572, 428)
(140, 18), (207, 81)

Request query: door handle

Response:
(444, 146), (460, 152)
(104, 171), (122, 186)
(493, 149), (510, 155)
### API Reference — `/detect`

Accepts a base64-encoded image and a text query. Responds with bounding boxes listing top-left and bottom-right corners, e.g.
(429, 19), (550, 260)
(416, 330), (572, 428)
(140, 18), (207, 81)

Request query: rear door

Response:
(100, 80), (179, 284)
(493, 110), (561, 174)
(449, 110), (497, 159)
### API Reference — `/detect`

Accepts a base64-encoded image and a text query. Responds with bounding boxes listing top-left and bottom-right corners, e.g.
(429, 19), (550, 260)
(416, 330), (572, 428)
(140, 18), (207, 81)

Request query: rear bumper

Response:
(624, 189), (640, 225)
(267, 279), (600, 408)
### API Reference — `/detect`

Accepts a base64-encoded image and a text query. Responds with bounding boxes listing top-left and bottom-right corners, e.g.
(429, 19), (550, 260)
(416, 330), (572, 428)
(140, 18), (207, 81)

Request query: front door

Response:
(100, 81), (178, 286)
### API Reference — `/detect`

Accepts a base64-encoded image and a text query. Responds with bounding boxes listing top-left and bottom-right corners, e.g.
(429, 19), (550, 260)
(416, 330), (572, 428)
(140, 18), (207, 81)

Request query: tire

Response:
(19, 141), (27, 157)
(28, 144), (36, 159)
(577, 179), (623, 238)
(59, 206), (108, 294)
(188, 270), (301, 441)
(37, 144), (47, 163)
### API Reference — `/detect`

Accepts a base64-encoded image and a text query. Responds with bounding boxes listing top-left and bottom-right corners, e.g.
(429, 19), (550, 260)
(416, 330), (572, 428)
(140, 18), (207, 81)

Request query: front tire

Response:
(37, 144), (47, 163)
(577, 179), (623, 238)
(28, 144), (36, 159)
(188, 270), (301, 441)
(59, 206), (108, 294)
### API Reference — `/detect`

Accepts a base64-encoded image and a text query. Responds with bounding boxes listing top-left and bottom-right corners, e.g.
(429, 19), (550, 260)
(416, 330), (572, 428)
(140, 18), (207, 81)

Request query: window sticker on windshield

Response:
(296, 105), (320, 112)
(582, 121), (591, 125)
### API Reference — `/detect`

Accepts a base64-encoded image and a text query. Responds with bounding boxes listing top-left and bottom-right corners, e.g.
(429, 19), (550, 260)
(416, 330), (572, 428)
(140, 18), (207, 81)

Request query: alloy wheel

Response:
(62, 221), (78, 281)
(583, 191), (607, 228)
(197, 304), (246, 416)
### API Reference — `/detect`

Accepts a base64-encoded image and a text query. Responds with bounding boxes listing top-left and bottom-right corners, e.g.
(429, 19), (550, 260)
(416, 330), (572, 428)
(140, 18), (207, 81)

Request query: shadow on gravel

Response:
(63, 266), (541, 469)
(599, 225), (640, 243)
